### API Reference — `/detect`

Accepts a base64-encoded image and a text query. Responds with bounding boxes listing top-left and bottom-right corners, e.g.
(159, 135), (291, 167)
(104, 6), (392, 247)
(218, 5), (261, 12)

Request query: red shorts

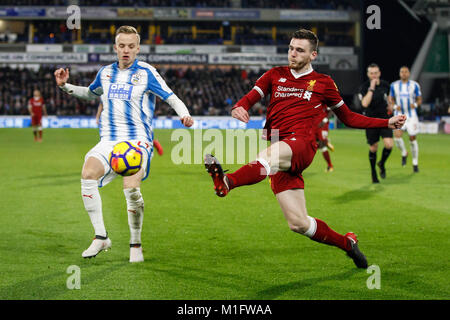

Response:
(31, 115), (42, 126)
(269, 134), (318, 195)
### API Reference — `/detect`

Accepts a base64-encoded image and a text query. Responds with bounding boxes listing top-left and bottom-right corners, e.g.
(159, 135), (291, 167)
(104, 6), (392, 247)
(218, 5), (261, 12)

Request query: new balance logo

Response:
(82, 194), (93, 199)
(278, 78), (287, 83)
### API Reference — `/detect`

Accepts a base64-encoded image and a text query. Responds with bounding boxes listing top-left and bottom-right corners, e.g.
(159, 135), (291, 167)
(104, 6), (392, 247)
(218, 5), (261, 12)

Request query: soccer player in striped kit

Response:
(388, 66), (422, 172)
(54, 26), (193, 262)
(204, 29), (406, 269)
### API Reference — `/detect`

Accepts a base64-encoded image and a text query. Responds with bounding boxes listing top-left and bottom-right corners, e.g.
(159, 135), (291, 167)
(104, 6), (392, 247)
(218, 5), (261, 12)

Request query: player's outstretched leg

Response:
(204, 154), (270, 197)
(277, 189), (368, 269)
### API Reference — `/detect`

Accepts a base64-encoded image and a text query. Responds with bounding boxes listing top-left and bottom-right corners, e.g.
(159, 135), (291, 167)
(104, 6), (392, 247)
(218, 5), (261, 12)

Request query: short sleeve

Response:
(145, 68), (174, 101)
(414, 82), (422, 97)
(253, 69), (274, 98)
(323, 77), (344, 110)
(389, 83), (395, 97)
(88, 67), (105, 96)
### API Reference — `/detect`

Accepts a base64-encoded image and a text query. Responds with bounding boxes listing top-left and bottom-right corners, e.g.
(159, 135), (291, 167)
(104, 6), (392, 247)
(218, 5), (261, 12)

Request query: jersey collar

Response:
(290, 67), (314, 79)
(113, 59), (139, 71)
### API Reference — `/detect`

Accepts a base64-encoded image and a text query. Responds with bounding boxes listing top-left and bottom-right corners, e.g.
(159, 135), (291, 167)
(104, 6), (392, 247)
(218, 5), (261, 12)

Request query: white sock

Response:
(303, 216), (317, 238)
(124, 188), (144, 245)
(410, 140), (419, 165)
(81, 179), (107, 237)
(394, 138), (407, 157)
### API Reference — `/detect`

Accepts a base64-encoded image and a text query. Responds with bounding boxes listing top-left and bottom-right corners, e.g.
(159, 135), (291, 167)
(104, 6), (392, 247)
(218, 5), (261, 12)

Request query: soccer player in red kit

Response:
(315, 106), (334, 172)
(204, 29), (406, 269)
(28, 89), (48, 142)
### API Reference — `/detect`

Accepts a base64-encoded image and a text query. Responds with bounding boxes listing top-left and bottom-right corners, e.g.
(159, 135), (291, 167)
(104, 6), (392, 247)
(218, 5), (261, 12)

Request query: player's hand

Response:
(54, 68), (69, 87)
(388, 114), (407, 129)
(231, 106), (249, 123)
(181, 116), (194, 127)
(369, 79), (377, 90)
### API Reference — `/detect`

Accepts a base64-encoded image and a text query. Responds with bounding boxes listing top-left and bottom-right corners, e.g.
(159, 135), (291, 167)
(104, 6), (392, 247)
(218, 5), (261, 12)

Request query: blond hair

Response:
(115, 25), (140, 44)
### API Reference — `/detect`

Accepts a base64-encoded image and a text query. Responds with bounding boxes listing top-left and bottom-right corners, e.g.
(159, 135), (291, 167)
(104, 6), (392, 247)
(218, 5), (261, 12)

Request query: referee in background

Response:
(358, 63), (393, 183)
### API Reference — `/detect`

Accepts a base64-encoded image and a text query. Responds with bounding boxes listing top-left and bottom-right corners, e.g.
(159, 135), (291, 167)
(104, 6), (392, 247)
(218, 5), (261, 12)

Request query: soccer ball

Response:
(109, 141), (143, 176)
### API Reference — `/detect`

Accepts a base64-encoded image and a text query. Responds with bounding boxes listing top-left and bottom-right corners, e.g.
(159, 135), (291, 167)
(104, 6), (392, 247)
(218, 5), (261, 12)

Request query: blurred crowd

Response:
(5, 20), (355, 47)
(2, 66), (448, 119)
(0, 66), (267, 117)
(1, 0), (357, 9)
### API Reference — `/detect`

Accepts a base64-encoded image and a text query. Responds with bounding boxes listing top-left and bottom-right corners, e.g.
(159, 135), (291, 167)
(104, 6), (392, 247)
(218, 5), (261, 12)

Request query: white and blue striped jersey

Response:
(389, 80), (421, 118)
(88, 59), (173, 143)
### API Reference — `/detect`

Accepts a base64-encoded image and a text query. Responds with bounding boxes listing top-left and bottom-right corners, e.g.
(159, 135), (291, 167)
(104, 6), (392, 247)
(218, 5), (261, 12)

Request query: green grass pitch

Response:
(0, 128), (448, 300)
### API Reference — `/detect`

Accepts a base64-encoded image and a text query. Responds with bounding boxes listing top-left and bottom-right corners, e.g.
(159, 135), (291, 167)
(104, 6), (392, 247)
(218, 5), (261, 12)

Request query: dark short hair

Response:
(400, 65), (410, 71)
(291, 29), (319, 52)
(367, 63), (380, 70)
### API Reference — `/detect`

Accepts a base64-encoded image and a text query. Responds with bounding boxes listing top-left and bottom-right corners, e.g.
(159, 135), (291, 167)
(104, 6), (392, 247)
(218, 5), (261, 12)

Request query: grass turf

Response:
(0, 128), (448, 300)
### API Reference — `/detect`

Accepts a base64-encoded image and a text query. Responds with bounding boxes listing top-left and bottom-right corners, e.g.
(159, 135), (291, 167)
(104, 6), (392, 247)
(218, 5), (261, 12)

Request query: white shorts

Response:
(401, 116), (419, 136)
(84, 139), (154, 187)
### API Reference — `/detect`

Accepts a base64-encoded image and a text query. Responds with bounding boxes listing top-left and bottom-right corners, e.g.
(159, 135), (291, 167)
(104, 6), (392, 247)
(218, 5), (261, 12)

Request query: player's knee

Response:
(81, 167), (100, 180)
(287, 219), (309, 234)
(124, 188), (144, 208)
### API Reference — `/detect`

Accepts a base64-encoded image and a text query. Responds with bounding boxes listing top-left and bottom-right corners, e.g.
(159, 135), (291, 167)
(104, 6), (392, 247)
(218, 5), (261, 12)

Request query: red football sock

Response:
(39, 130), (43, 139)
(310, 218), (351, 251)
(226, 160), (268, 190)
(322, 151), (332, 167)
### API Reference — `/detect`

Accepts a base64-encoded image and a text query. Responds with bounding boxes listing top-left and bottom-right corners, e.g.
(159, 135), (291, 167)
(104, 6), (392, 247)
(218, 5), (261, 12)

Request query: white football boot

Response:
(129, 245), (144, 263)
(82, 237), (112, 258)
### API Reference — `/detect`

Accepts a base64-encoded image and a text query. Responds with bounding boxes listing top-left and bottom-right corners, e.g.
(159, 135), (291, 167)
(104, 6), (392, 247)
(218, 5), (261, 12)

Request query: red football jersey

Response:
(254, 67), (343, 139)
(29, 97), (44, 117)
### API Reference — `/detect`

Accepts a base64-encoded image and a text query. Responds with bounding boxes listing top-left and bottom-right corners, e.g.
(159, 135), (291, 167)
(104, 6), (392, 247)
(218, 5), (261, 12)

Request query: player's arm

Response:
(146, 68), (193, 127)
(332, 103), (406, 129)
(231, 89), (263, 123)
(326, 78), (405, 129)
(412, 96), (422, 109)
(231, 69), (272, 123)
(54, 68), (99, 100)
(27, 102), (33, 116)
(412, 82), (422, 109)
(42, 104), (48, 116)
(388, 84), (400, 112)
(165, 94), (193, 127)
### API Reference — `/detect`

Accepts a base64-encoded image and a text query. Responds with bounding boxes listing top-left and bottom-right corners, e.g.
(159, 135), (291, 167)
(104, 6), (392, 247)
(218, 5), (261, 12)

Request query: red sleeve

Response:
(232, 89), (262, 111)
(254, 69), (273, 97)
(232, 69), (273, 111)
(333, 103), (389, 129)
(323, 76), (344, 108)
